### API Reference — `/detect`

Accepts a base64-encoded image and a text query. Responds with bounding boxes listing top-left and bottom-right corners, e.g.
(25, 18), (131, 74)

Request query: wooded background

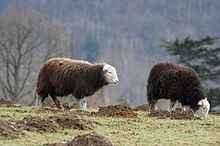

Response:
(0, 0), (219, 110)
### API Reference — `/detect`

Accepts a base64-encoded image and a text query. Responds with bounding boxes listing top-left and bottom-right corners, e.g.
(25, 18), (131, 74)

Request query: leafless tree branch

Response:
(0, 10), (67, 102)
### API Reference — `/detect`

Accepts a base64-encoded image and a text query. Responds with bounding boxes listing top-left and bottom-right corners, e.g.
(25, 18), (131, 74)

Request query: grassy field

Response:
(0, 105), (219, 146)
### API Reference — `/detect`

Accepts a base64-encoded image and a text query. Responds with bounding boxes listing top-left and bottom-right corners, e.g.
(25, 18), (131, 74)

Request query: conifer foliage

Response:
(163, 36), (220, 109)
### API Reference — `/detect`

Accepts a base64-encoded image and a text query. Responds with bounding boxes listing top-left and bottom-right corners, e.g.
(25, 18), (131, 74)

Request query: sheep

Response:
(147, 62), (210, 118)
(36, 58), (119, 110)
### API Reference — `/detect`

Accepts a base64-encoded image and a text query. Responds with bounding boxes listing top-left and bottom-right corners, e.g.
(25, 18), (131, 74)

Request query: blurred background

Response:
(0, 0), (219, 111)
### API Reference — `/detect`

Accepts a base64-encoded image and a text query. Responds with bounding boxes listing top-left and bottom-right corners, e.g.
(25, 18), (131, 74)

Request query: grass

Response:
(0, 106), (219, 146)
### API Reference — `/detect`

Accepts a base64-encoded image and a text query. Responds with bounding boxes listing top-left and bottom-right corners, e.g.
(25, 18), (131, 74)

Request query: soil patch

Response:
(44, 132), (113, 146)
(91, 105), (137, 118)
(133, 104), (150, 111)
(148, 108), (198, 120)
(16, 114), (95, 133)
(0, 119), (23, 137)
(16, 116), (61, 133)
(50, 114), (94, 130)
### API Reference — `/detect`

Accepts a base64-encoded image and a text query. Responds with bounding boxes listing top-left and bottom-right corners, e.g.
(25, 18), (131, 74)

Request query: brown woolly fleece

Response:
(147, 62), (205, 111)
(36, 58), (108, 101)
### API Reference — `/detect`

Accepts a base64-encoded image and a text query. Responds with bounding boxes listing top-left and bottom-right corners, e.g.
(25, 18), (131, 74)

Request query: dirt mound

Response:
(16, 116), (61, 133)
(0, 119), (23, 137)
(148, 108), (198, 120)
(91, 105), (138, 118)
(133, 104), (150, 111)
(16, 114), (95, 133)
(68, 132), (113, 146)
(50, 114), (94, 130)
(44, 132), (113, 146)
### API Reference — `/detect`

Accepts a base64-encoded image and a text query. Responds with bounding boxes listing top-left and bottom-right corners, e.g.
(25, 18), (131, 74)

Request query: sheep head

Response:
(195, 98), (210, 118)
(103, 64), (119, 84)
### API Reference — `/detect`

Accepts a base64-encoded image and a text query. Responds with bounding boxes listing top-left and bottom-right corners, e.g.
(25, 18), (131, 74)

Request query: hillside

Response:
(0, 101), (219, 146)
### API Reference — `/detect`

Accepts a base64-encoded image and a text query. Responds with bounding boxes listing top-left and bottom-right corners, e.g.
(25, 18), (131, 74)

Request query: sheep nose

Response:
(114, 80), (119, 84)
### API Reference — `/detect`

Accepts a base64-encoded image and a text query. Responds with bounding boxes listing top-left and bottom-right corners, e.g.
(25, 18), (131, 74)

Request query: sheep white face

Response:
(103, 64), (119, 84)
(195, 98), (210, 118)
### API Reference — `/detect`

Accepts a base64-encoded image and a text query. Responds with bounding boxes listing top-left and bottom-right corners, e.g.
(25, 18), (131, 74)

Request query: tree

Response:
(0, 10), (67, 102)
(162, 36), (220, 109)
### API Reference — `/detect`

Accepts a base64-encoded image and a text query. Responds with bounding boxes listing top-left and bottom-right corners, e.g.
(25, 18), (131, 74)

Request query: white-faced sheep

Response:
(147, 62), (210, 118)
(36, 58), (119, 110)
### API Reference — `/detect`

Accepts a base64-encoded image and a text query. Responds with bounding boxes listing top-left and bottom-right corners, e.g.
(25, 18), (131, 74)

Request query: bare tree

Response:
(0, 10), (67, 102)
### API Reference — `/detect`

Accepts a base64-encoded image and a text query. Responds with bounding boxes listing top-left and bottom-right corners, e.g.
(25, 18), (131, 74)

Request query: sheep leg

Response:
(35, 95), (47, 107)
(79, 98), (87, 110)
(67, 96), (78, 109)
(170, 101), (177, 111)
(50, 95), (64, 109)
(67, 97), (87, 110)
(150, 99), (157, 113)
(171, 101), (185, 111)
(41, 96), (47, 103)
(35, 95), (42, 108)
(35, 95), (41, 107)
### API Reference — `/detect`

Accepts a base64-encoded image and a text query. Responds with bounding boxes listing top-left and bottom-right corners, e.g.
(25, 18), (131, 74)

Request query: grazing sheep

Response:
(147, 62), (210, 118)
(36, 58), (119, 109)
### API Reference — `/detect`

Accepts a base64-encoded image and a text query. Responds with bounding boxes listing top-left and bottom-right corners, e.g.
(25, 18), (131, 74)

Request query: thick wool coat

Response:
(36, 58), (108, 100)
(147, 62), (205, 111)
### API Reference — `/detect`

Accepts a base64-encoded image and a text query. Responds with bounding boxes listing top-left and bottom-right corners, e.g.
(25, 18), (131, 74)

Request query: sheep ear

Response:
(198, 100), (203, 105)
(103, 64), (108, 72)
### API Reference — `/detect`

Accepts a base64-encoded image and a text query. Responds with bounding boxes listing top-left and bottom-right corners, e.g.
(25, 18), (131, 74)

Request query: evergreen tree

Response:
(162, 36), (220, 109)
